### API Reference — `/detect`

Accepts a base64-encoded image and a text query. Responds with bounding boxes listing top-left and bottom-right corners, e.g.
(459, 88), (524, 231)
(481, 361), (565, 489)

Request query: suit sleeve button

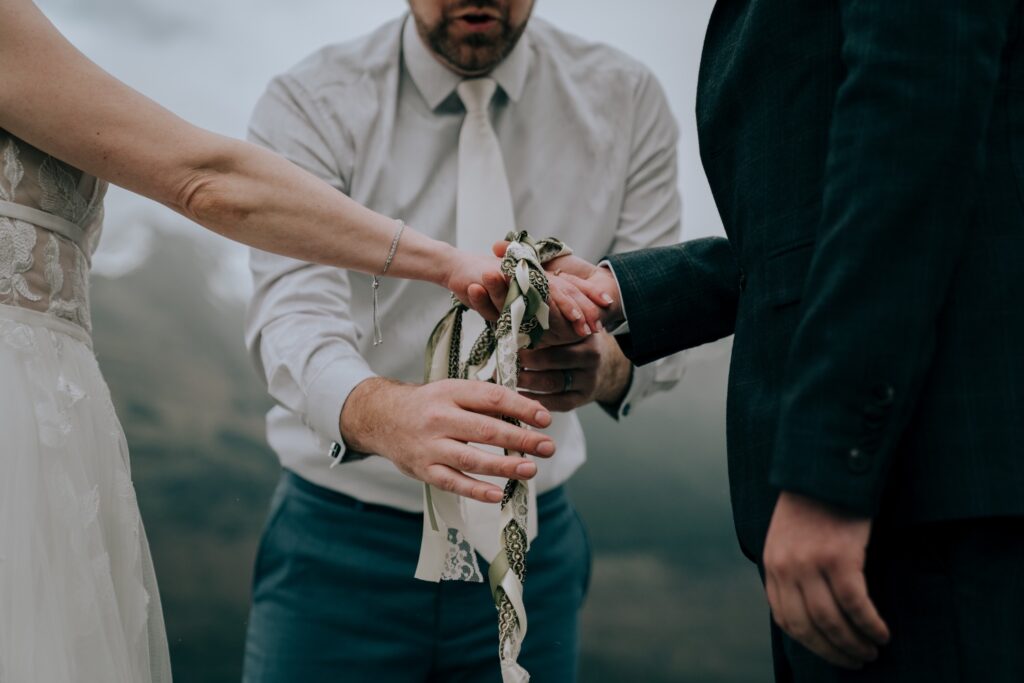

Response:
(847, 447), (871, 474)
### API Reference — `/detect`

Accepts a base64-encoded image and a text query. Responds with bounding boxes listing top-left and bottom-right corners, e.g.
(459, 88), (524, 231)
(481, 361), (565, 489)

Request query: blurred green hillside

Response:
(91, 233), (771, 683)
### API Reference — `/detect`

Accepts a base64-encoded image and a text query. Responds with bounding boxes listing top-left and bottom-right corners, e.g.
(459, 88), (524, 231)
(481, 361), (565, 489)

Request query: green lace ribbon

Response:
(416, 231), (571, 683)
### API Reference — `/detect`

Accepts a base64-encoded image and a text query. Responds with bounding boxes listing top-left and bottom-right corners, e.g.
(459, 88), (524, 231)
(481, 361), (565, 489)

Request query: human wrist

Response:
(339, 377), (407, 454)
(385, 224), (454, 288)
(413, 233), (459, 288)
(595, 342), (633, 406)
(595, 264), (625, 329)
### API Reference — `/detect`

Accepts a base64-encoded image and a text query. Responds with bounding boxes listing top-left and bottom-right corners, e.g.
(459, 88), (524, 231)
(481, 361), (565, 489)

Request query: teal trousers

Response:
(243, 471), (591, 682)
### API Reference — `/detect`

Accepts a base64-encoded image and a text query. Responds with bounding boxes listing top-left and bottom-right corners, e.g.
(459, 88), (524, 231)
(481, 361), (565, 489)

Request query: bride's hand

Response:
(442, 249), (509, 321)
(481, 241), (617, 340)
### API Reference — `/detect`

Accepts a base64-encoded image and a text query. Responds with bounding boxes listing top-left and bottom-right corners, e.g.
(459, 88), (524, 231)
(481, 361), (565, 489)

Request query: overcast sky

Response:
(38, 0), (723, 295)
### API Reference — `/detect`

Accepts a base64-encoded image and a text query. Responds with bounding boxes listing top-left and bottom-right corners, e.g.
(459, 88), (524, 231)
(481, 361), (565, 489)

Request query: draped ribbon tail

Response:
(415, 484), (448, 582)
(417, 232), (571, 678)
(501, 661), (531, 683)
(416, 482), (485, 583)
(424, 301), (465, 384)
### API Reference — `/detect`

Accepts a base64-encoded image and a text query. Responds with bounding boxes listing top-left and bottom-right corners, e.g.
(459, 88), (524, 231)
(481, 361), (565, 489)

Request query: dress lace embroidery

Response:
(0, 135), (105, 332)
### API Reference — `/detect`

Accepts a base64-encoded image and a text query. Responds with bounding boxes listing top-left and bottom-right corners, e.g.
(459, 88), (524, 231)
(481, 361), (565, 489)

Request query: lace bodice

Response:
(0, 131), (106, 332)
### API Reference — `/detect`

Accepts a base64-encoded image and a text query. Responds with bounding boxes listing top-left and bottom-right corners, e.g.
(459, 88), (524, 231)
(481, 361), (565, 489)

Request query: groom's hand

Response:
(340, 378), (556, 503)
(475, 242), (623, 342)
(763, 492), (890, 669)
(518, 332), (632, 412)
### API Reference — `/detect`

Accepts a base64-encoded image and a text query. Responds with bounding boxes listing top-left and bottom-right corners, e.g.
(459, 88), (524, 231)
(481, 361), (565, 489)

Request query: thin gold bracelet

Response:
(372, 219), (406, 346)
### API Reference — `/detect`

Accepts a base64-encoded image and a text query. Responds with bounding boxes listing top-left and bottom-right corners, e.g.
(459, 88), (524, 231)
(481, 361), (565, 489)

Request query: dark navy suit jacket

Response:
(608, 0), (1024, 560)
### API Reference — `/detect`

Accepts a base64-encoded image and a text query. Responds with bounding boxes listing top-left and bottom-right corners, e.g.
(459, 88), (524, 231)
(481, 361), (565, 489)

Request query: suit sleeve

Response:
(601, 67), (689, 418)
(770, 0), (1019, 515)
(605, 236), (741, 366)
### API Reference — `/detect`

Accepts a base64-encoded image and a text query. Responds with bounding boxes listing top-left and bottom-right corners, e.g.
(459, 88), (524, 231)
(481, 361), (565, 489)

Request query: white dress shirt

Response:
(245, 15), (686, 512)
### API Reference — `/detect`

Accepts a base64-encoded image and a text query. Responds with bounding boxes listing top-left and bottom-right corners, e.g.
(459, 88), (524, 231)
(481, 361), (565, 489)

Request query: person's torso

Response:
(0, 131), (106, 333)
(263, 17), (661, 510)
(696, 1), (1024, 555)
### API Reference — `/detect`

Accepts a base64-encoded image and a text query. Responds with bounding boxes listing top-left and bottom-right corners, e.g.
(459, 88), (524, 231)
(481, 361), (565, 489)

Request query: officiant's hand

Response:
(763, 492), (890, 669)
(518, 332), (632, 412)
(340, 378), (556, 503)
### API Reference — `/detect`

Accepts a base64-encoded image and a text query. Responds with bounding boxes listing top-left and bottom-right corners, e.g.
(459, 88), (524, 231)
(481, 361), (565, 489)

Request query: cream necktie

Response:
(424, 77), (537, 580)
(456, 78), (516, 254)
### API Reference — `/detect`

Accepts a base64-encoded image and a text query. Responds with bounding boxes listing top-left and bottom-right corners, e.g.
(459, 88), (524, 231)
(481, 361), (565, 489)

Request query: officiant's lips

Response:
(450, 7), (504, 35)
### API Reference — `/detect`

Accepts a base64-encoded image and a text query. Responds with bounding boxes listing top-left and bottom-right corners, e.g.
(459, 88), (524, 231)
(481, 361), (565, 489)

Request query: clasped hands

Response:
(347, 243), (890, 671)
(453, 244), (892, 671)
(340, 244), (628, 507)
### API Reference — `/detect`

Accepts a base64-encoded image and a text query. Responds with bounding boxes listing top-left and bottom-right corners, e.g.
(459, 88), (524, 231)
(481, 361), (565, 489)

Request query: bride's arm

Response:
(0, 0), (539, 315)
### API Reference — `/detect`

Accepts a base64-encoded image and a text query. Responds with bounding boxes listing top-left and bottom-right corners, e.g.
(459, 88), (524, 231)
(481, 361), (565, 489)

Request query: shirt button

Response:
(622, 403), (632, 417)
(847, 447), (870, 474)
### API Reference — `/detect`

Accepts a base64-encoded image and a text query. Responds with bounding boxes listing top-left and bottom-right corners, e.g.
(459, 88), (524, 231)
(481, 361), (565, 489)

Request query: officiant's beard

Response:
(414, 1), (533, 76)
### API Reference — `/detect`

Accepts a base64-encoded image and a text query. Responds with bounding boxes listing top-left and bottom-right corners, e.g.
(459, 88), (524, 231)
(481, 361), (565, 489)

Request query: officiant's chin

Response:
(409, 0), (535, 76)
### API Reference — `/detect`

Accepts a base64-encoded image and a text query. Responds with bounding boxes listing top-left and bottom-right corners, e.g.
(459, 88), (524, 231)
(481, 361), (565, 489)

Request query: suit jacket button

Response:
(872, 383), (895, 407)
(738, 269), (747, 292)
(847, 447), (870, 474)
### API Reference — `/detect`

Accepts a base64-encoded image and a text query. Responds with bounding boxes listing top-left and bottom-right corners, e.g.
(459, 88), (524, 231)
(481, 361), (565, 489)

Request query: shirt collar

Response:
(401, 14), (531, 111)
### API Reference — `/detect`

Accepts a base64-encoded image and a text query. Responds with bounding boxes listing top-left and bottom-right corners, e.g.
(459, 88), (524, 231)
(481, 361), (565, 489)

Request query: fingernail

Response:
(583, 324), (592, 335)
(602, 293), (613, 304)
(486, 489), (503, 503)
(537, 441), (554, 457)
(516, 462), (537, 476)
(595, 320), (604, 331)
(573, 309), (583, 320)
(535, 410), (551, 425)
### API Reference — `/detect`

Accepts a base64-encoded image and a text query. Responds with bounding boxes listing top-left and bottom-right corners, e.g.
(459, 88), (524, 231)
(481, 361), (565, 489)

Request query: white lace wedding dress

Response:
(0, 132), (171, 682)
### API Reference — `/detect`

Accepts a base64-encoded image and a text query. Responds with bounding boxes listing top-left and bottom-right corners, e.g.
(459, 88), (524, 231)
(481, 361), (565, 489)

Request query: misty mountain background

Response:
(90, 233), (771, 683)
(39, 0), (775, 680)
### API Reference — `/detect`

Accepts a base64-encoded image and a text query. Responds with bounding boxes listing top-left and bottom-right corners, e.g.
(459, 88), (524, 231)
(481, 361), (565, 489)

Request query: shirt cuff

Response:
(306, 361), (377, 456)
(605, 361), (658, 420)
(598, 260), (630, 335)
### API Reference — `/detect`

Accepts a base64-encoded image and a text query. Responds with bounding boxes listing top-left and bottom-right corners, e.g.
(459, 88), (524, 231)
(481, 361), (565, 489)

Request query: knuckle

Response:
(834, 583), (862, 609)
(475, 421), (498, 443)
(819, 546), (846, 569)
(816, 616), (843, 640)
(790, 551), (816, 574)
(421, 405), (445, 426)
(455, 450), (476, 472)
(438, 474), (459, 493)
(518, 431), (534, 453)
(789, 621), (810, 640)
(484, 384), (506, 408)
(766, 555), (790, 578)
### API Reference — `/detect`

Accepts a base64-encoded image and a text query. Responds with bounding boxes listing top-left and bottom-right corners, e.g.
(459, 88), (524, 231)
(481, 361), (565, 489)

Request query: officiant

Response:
(240, 1), (686, 681)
